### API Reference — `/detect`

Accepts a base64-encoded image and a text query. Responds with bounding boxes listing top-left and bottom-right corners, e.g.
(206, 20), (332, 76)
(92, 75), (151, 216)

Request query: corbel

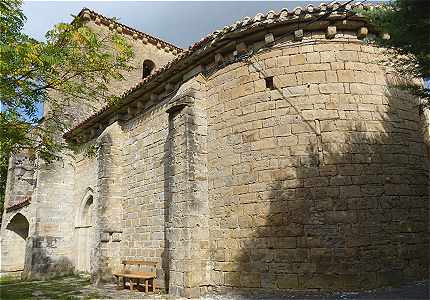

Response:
(214, 53), (224, 65)
(265, 33), (275, 45)
(166, 96), (194, 114)
(357, 27), (368, 39)
(294, 29), (303, 41)
(236, 42), (247, 53)
(326, 26), (337, 39)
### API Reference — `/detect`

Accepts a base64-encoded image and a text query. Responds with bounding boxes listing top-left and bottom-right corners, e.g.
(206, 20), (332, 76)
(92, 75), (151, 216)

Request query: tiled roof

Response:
(77, 7), (183, 52)
(6, 196), (31, 212)
(64, 1), (377, 140)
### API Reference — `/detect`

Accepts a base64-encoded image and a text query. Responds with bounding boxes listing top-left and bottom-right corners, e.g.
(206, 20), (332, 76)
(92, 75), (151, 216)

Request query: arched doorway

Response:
(4, 213), (29, 271)
(75, 193), (94, 272)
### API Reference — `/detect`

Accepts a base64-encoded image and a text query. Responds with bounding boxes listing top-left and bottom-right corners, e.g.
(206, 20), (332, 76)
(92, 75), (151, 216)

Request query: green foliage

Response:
(359, 0), (430, 106)
(0, 0), (134, 214)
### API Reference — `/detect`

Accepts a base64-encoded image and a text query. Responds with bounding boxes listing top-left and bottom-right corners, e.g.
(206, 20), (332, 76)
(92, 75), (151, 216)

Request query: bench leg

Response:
(130, 279), (134, 291)
(149, 278), (154, 293)
(145, 279), (149, 293)
(122, 277), (126, 289)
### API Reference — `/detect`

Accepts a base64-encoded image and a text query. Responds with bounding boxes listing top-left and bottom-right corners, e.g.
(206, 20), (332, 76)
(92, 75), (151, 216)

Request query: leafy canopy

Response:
(360, 0), (430, 105)
(0, 0), (134, 214)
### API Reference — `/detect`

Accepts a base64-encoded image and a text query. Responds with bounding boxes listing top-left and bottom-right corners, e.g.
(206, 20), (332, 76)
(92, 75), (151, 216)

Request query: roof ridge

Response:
(76, 7), (183, 51)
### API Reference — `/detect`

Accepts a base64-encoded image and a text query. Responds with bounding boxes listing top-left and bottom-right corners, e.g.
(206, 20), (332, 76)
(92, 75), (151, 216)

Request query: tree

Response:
(0, 0), (134, 215)
(359, 0), (430, 107)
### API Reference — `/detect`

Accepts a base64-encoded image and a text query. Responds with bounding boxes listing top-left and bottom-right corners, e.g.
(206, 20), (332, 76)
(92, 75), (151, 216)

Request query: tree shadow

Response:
(23, 235), (74, 280)
(228, 84), (429, 297)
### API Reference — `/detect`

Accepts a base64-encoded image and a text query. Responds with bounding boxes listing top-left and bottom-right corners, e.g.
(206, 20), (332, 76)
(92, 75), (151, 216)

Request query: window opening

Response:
(142, 60), (155, 78)
(265, 76), (274, 90)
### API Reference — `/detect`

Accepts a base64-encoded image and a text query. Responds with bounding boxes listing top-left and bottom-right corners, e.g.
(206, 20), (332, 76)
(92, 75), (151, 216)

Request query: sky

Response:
(22, 1), (326, 47)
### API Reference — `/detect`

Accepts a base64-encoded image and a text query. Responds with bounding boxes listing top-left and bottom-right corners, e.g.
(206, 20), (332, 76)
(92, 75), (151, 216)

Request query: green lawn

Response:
(0, 275), (102, 300)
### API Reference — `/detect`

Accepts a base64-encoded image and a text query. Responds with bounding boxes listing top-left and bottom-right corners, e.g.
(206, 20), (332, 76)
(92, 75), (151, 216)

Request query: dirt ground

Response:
(0, 274), (428, 299)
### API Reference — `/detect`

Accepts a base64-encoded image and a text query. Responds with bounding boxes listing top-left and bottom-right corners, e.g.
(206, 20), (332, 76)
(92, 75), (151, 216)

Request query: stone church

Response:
(1, 2), (429, 298)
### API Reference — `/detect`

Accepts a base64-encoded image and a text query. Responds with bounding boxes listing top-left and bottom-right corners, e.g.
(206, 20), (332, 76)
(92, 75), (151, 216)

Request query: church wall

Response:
(204, 33), (429, 295)
(0, 153), (36, 271)
(118, 75), (210, 296)
(25, 155), (76, 279)
(85, 20), (176, 98)
(72, 150), (97, 273)
(93, 122), (125, 280)
(119, 95), (170, 288)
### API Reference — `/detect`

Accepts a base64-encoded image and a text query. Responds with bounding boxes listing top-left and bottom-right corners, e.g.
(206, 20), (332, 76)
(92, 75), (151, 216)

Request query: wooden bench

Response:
(113, 260), (157, 293)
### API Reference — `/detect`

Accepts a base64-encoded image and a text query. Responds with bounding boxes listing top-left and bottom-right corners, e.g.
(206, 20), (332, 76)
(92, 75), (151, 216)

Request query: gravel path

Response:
(1, 274), (428, 299)
(86, 281), (429, 300)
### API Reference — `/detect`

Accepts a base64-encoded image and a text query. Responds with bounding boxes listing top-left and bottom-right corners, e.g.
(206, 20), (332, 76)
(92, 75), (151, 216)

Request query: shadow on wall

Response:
(23, 235), (74, 280)
(161, 108), (176, 292)
(227, 83), (429, 296)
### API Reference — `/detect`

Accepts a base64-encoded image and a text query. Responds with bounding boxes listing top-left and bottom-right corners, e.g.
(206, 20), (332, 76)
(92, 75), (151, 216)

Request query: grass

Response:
(0, 275), (104, 300)
(0, 274), (21, 285)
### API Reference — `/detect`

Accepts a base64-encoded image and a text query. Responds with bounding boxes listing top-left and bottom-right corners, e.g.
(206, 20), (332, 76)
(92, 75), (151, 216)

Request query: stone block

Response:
(283, 85), (306, 97)
(277, 56), (290, 67)
(350, 83), (371, 95)
(241, 272), (261, 288)
(337, 70), (355, 82)
(306, 52), (321, 64)
(185, 271), (201, 287)
(100, 232), (110, 242)
(290, 54), (306, 66)
(302, 71), (326, 83)
(275, 74), (297, 87)
(111, 232), (121, 242)
(321, 51), (336, 63)
(294, 29), (304, 41)
(277, 274), (299, 288)
(319, 83), (344, 94)
(304, 177), (329, 187)
(292, 123), (312, 134)
(325, 71), (338, 82)
(326, 26), (336, 39)
(337, 51), (359, 62)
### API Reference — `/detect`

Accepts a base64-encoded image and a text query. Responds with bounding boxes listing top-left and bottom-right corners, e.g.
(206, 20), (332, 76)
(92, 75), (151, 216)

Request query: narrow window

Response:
(265, 76), (274, 90)
(142, 60), (155, 78)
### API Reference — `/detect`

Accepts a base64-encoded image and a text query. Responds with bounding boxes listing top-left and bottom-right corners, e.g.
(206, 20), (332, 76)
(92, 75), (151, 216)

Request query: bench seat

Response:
(113, 260), (157, 293)
(113, 271), (154, 279)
